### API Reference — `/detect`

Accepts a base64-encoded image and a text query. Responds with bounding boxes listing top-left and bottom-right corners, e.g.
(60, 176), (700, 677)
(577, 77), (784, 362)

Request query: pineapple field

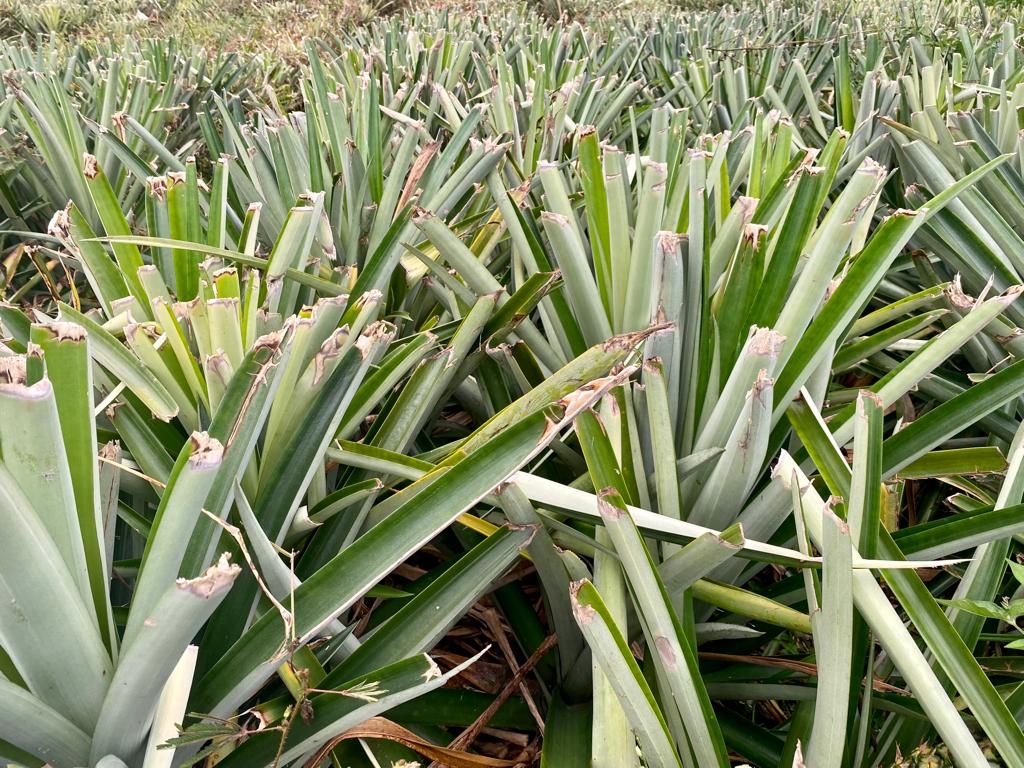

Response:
(5, 0), (1024, 765)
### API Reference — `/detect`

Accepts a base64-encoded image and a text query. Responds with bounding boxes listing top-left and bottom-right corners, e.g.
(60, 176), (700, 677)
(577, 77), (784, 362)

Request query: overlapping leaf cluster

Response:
(4, 3), (1024, 767)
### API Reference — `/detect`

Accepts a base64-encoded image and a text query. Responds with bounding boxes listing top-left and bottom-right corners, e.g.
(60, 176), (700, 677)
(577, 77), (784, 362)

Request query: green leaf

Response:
(192, 399), (579, 717)
(937, 599), (1011, 622)
(31, 322), (115, 652)
(90, 557), (240, 762)
(774, 454), (991, 767)
(57, 303), (179, 422)
(324, 525), (533, 681)
(806, 506), (854, 767)
(883, 360), (1024, 476)
(123, 433), (227, 651)
(570, 579), (682, 768)
(0, 463), (112, 732)
(0, 680), (91, 768)
(596, 488), (729, 766)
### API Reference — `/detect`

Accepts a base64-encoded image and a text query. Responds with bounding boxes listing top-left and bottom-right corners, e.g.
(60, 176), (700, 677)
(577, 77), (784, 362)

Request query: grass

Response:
(3, 0), (1024, 766)
(0, 0), (392, 56)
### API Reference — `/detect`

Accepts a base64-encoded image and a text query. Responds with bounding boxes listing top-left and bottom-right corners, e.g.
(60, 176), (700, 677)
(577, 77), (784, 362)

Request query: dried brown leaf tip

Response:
(312, 327), (349, 384)
(0, 354), (27, 385)
(0, 356), (50, 400)
(504, 521), (540, 547)
(82, 152), (99, 179)
(34, 321), (84, 342)
(823, 497), (851, 534)
(1001, 284), (1024, 302)
(540, 210), (570, 226)
(212, 266), (237, 282)
(47, 205), (72, 239)
(110, 296), (138, 318)
(354, 289), (383, 310)
(945, 274), (975, 309)
(538, 408), (564, 445)
(747, 326), (785, 356)
(642, 356), (663, 374)
(421, 654), (442, 682)
(204, 351), (230, 385)
(569, 580), (596, 624)
(742, 222), (770, 247)
(252, 328), (286, 353)
(176, 553), (241, 598)
(556, 366), (636, 423)
(858, 156), (887, 182)
(856, 390), (884, 411)
(601, 322), (674, 351)
(187, 432), (225, 469)
(207, 297), (240, 313)
(597, 488), (626, 520)
(656, 231), (683, 252)
(138, 264), (159, 280)
(147, 175), (169, 200)
(125, 322), (159, 344)
(98, 441), (122, 461)
(751, 368), (773, 395)
(357, 321), (395, 358)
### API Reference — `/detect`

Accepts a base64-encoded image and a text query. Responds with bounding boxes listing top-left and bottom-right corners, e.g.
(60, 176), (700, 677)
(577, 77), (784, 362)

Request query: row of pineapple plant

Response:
(7, 3), (1024, 767)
